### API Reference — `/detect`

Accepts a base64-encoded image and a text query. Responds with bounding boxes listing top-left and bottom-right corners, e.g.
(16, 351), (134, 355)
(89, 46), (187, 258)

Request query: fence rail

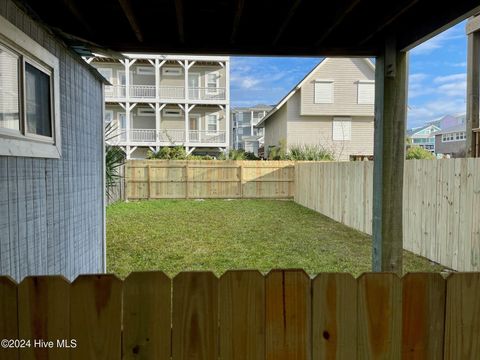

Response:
(295, 159), (480, 271)
(125, 160), (295, 200)
(1, 271), (479, 359)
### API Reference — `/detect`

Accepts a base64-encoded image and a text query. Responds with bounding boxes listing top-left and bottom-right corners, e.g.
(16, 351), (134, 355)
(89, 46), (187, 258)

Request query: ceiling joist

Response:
(117, 0), (144, 42)
(272, 0), (303, 46)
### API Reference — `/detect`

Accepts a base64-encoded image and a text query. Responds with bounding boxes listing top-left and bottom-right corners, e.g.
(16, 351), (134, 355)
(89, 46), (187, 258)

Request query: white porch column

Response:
(225, 59), (231, 150)
(125, 59), (131, 143)
(184, 60), (189, 101)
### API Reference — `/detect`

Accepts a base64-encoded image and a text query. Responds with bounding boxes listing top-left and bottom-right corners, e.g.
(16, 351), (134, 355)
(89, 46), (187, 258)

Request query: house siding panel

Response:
(288, 91), (374, 161)
(301, 58), (374, 116)
(264, 103), (288, 151)
(0, 0), (104, 281)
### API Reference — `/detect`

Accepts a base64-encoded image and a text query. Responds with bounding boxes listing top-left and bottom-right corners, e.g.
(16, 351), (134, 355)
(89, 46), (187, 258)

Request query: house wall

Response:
(264, 104), (288, 152)
(0, 0), (104, 281)
(300, 58), (374, 116)
(287, 92), (374, 160)
(434, 137), (466, 157)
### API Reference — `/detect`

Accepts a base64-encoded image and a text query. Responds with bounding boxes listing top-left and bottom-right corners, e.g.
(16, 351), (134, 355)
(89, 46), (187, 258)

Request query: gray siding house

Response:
(0, 0), (105, 280)
(257, 58), (375, 160)
(434, 124), (467, 158)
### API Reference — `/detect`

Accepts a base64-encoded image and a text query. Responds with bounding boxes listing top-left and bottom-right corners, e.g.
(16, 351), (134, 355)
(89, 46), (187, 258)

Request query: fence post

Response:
(147, 164), (151, 200)
(124, 162), (129, 202)
(239, 164), (243, 198)
(185, 162), (189, 199)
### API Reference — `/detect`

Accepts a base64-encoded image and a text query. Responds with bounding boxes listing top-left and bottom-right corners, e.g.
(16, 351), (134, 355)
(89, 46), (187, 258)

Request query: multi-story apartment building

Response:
(89, 54), (230, 158)
(231, 104), (272, 154)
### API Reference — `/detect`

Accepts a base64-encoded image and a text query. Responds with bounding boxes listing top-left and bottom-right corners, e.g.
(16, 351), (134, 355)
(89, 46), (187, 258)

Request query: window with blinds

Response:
(314, 80), (334, 104)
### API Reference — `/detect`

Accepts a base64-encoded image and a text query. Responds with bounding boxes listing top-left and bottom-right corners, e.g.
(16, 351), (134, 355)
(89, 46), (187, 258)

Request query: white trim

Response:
(123, 53), (229, 62)
(189, 113), (201, 130)
(162, 66), (183, 76)
(189, 72), (201, 99)
(206, 113), (219, 134)
(314, 79), (334, 104)
(136, 66), (154, 75)
(0, 14), (61, 158)
(206, 71), (220, 95)
(357, 80), (375, 104)
(137, 107), (155, 116)
(162, 108), (182, 117)
(332, 117), (352, 141)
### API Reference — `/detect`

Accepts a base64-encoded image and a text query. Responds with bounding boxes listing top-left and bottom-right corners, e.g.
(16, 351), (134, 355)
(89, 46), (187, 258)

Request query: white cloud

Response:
(240, 77), (261, 89)
(411, 26), (464, 55)
(433, 73), (466, 84)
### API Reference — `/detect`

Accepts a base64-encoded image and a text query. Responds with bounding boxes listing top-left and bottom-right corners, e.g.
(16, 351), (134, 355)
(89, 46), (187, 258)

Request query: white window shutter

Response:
(332, 117), (352, 141)
(314, 80), (333, 104)
(357, 81), (374, 104)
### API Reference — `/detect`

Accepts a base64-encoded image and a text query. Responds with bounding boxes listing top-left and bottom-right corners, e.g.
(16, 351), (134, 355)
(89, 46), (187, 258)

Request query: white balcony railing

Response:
(107, 129), (226, 145)
(188, 87), (227, 101)
(105, 85), (226, 101)
(189, 130), (226, 143)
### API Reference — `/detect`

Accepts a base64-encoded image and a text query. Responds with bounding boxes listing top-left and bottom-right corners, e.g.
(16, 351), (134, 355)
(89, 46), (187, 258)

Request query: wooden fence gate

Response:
(1, 271), (480, 359)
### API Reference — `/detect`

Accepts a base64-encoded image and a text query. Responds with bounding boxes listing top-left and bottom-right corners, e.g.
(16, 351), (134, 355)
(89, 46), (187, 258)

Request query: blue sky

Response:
(230, 21), (467, 129)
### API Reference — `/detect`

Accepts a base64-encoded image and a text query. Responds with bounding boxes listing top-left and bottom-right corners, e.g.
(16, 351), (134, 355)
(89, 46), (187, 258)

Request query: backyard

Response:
(106, 199), (443, 277)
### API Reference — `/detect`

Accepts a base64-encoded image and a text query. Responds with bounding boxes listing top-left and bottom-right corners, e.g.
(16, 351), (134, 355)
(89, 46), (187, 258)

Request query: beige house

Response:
(257, 58), (375, 160)
(89, 54), (230, 158)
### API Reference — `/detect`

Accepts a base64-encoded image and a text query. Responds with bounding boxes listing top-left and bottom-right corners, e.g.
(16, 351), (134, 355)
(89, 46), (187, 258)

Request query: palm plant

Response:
(105, 122), (126, 200)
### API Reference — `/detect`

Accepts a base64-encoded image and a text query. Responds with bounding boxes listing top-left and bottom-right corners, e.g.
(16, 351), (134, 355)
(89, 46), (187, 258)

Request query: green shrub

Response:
(288, 144), (334, 161)
(406, 146), (435, 160)
(218, 149), (259, 160)
(147, 146), (187, 160)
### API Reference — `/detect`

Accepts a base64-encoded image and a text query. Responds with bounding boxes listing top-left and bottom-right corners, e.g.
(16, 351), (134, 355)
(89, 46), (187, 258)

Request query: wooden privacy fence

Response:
(125, 160), (295, 200)
(1, 271), (480, 359)
(295, 159), (480, 271)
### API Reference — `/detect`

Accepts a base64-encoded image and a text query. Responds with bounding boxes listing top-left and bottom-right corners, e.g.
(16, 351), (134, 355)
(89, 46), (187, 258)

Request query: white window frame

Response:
(0, 14), (61, 158)
(137, 107), (155, 116)
(332, 117), (352, 141)
(206, 71), (220, 95)
(162, 67), (183, 76)
(104, 110), (114, 123)
(162, 108), (182, 117)
(314, 79), (334, 104)
(357, 80), (375, 105)
(136, 66), (154, 75)
(206, 113), (219, 134)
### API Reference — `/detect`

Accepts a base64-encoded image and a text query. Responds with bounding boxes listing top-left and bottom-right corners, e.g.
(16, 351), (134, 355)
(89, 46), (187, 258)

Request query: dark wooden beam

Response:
(466, 28), (480, 157)
(372, 37), (408, 273)
(62, 0), (95, 36)
(175, 0), (185, 44)
(272, 0), (303, 46)
(314, 0), (361, 47)
(117, 0), (144, 42)
(358, 0), (419, 46)
(230, 0), (245, 44)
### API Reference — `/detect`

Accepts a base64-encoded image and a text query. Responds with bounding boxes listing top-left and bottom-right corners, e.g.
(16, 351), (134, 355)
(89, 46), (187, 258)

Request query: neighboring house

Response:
(0, 2), (105, 280)
(433, 123), (467, 158)
(231, 104), (272, 155)
(256, 58), (375, 161)
(406, 124), (440, 152)
(89, 54), (230, 158)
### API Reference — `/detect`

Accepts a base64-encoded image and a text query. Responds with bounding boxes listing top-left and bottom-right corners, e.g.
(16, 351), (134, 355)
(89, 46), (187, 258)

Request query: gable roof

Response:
(406, 124), (441, 137)
(256, 58), (375, 127)
(432, 123), (466, 136)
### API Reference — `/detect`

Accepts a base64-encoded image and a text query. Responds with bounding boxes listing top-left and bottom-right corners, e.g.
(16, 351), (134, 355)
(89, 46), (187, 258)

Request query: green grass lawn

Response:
(107, 199), (444, 278)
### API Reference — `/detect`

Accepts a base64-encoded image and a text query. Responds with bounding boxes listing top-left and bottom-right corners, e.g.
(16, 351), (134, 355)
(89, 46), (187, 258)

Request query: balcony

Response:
(105, 85), (226, 101)
(108, 129), (227, 146)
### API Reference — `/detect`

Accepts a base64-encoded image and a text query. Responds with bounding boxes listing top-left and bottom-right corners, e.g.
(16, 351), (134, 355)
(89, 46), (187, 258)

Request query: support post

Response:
(225, 59), (231, 150)
(372, 38), (408, 273)
(466, 30), (480, 157)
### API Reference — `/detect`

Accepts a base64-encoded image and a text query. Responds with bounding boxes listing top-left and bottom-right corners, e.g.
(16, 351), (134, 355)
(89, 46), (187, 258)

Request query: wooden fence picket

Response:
(401, 273), (446, 359)
(444, 273), (480, 359)
(219, 270), (265, 360)
(172, 272), (218, 360)
(357, 273), (402, 360)
(265, 270), (311, 360)
(123, 272), (171, 360)
(312, 273), (357, 360)
(18, 276), (70, 360)
(70, 275), (122, 360)
(0, 277), (18, 360)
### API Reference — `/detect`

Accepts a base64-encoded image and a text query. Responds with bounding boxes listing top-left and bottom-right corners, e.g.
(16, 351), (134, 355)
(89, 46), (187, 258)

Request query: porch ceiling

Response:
(14, 0), (480, 56)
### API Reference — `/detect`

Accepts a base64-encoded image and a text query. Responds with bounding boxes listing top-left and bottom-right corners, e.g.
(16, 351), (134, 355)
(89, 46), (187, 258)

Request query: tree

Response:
(406, 146), (435, 160)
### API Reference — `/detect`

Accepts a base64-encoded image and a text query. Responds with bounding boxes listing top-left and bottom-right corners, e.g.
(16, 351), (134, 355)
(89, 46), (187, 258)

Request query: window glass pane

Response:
(0, 46), (20, 131)
(25, 63), (51, 137)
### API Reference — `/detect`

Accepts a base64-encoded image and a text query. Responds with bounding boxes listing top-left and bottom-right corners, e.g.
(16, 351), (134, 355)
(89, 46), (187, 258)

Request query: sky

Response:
(230, 21), (468, 129)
